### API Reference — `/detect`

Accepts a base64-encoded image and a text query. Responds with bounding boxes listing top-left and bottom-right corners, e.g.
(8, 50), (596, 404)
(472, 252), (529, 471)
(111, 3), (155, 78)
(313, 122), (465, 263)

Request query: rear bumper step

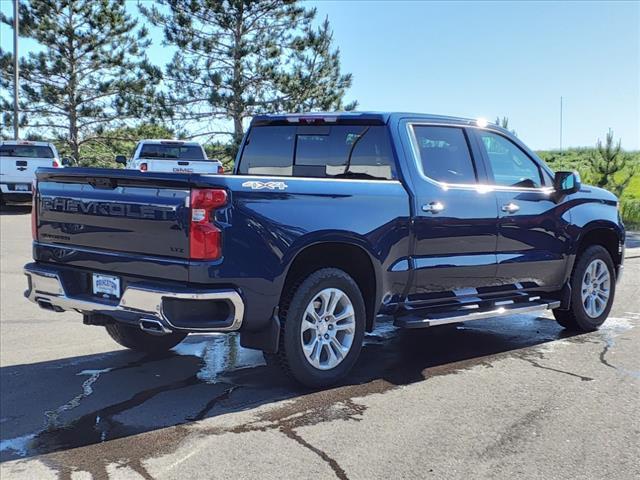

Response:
(395, 297), (560, 329)
(24, 263), (244, 333)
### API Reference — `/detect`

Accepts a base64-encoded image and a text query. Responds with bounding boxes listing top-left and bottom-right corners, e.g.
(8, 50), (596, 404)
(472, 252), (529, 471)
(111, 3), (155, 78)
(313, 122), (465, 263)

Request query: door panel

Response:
(405, 124), (499, 304)
(495, 190), (571, 288)
(472, 128), (571, 289)
(410, 187), (499, 302)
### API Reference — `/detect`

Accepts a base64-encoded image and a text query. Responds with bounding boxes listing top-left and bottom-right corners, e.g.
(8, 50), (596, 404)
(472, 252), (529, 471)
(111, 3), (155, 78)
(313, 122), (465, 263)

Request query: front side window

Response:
(411, 126), (477, 184)
(479, 132), (543, 188)
(0, 145), (54, 158)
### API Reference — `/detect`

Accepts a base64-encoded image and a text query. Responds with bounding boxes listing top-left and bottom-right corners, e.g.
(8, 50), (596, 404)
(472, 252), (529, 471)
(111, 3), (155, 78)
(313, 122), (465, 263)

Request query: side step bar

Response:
(394, 298), (560, 329)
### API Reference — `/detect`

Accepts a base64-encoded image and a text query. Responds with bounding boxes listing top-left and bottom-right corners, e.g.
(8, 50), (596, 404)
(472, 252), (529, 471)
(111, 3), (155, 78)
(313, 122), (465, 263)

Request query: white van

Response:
(0, 140), (62, 204)
(117, 139), (224, 174)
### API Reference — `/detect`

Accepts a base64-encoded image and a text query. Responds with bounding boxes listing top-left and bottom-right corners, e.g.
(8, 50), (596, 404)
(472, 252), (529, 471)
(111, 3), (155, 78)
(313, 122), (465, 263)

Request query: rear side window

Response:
(411, 126), (477, 184)
(138, 144), (206, 161)
(0, 145), (54, 158)
(238, 125), (395, 180)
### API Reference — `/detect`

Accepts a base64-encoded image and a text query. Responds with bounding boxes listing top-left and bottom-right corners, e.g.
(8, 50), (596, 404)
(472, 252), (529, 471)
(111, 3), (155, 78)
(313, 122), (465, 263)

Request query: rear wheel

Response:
(553, 245), (615, 331)
(105, 323), (187, 353)
(267, 268), (366, 388)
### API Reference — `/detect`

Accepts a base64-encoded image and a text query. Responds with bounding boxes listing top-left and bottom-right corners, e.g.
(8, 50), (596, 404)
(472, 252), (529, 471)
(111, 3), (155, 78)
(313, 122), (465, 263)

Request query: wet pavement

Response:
(1, 205), (639, 479)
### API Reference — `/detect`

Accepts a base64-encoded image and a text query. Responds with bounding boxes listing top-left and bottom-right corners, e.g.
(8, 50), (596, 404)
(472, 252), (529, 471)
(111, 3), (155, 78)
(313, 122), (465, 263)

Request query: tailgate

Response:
(1, 157), (51, 185)
(35, 168), (192, 259)
(147, 160), (219, 174)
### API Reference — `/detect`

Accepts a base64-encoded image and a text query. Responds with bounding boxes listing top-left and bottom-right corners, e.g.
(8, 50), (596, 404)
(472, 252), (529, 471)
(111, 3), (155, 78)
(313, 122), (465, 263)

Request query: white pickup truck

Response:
(116, 139), (224, 174)
(0, 140), (63, 204)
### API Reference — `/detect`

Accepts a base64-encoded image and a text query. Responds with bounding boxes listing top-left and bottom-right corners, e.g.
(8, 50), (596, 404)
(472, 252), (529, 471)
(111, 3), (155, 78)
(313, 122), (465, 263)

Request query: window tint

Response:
(0, 145), (54, 158)
(238, 125), (394, 179)
(139, 144), (206, 161)
(412, 126), (476, 183)
(479, 132), (542, 188)
(238, 126), (295, 175)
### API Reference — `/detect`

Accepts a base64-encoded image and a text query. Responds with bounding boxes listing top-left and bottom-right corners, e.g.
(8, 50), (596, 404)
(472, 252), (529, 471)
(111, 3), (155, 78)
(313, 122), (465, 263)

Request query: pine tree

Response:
(0, 0), (162, 162)
(588, 130), (637, 197)
(495, 116), (517, 136)
(141, 0), (356, 153)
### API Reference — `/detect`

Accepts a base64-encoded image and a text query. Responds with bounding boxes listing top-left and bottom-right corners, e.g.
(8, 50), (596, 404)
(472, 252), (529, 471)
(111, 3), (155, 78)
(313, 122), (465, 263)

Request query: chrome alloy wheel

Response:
(581, 259), (611, 318)
(300, 288), (356, 370)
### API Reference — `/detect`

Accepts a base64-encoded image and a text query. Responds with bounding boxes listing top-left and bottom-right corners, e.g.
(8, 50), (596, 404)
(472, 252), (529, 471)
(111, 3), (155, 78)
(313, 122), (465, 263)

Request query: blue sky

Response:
(1, 0), (638, 150)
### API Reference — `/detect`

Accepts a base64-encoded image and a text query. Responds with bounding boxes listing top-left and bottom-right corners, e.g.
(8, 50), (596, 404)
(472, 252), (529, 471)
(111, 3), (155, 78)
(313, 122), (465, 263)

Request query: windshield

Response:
(138, 144), (206, 160)
(0, 145), (54, 158)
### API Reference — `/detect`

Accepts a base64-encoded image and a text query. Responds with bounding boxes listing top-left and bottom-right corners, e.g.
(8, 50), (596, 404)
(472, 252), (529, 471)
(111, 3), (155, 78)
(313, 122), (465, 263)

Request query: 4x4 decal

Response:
(241, 180), (288, 190)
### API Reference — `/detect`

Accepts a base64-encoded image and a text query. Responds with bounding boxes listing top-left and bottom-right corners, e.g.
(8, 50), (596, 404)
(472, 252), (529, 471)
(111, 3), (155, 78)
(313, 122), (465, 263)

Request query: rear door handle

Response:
(501, 202), (520, 213)
(422, 201), (445, 214)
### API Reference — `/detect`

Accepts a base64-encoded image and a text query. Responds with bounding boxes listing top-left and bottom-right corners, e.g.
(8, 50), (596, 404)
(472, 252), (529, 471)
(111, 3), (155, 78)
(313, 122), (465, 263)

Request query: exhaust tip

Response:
(139, 318), (172, 335)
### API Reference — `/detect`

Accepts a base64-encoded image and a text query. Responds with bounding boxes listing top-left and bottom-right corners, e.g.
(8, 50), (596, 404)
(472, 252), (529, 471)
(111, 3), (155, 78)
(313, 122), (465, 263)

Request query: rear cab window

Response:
(0, 145), (54, 159)
(238, 125), (396, 180)
(138, 143), (206, 161)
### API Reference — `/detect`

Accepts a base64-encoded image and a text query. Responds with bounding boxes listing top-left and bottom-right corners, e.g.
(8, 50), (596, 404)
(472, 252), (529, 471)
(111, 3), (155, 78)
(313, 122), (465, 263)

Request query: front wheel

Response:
(553, 245), (616, 331)
(268, 268), (366, 388)
(105, 323), (187, 353)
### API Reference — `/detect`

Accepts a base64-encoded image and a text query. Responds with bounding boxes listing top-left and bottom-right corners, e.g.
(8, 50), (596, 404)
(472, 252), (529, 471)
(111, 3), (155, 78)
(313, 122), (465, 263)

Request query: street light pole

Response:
(559, 96), (563, 151)
(13, 0), (19, 140)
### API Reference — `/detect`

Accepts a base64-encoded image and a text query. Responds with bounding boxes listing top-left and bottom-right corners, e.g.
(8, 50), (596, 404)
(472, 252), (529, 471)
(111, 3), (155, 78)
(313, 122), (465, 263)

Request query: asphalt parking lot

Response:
(1, 204), (639, 480)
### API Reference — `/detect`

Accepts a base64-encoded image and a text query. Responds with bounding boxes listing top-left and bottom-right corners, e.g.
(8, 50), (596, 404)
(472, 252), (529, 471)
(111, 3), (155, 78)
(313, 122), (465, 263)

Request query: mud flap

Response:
(240, 310), (281, 353)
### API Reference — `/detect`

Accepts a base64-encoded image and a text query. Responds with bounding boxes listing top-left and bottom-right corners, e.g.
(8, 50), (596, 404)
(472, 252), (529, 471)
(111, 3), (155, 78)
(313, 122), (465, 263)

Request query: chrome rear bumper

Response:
(24, 264), (244, 332)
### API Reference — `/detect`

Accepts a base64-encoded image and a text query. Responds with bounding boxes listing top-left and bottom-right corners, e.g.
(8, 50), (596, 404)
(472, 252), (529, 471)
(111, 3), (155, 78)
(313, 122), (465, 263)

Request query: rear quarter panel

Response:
(201, 175), (411, 330)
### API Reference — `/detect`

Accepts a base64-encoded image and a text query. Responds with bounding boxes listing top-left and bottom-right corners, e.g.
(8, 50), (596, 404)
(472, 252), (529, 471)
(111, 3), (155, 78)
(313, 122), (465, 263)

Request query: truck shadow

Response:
(0, 314), (584, 463)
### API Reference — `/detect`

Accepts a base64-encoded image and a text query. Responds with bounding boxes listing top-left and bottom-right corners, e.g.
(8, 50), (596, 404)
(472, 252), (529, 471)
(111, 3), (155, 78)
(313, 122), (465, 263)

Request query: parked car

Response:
(0, 140), (64, 204)
(24, 112), (624, 387)
(117, 139), (224, 174)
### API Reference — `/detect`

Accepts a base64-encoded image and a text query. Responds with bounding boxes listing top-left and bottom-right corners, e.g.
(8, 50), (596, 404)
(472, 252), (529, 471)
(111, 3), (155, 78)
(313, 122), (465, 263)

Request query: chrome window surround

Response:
(24, 265), (244, 332)
(405, 122), (555, 195)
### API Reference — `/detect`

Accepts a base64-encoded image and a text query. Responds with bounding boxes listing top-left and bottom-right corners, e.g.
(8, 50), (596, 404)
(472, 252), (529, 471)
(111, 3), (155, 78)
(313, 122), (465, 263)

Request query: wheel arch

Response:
(281, 240), (381, 332)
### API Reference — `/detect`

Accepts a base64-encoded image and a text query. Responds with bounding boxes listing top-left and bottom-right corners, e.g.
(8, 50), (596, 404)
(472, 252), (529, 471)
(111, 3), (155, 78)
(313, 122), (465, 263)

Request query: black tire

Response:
(105, 323), (187, 353)
(267, 268), (366, 389)
(553, 245), (616, 331)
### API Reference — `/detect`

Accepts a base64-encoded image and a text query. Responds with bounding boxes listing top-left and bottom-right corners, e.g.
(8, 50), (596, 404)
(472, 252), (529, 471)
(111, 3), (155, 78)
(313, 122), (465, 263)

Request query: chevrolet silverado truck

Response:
(24, 112), (625, 387)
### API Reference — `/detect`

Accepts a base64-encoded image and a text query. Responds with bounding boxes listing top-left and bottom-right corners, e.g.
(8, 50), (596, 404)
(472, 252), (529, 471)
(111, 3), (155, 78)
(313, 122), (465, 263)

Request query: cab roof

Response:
(250, 111), (500, 129)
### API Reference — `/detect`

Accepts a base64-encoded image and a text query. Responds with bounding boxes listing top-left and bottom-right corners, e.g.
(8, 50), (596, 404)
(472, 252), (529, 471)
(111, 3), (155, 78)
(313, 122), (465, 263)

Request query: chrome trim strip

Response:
(405, 122), (555, 194)
(24, 265), (244, 332)
(225, 174), (402, 184)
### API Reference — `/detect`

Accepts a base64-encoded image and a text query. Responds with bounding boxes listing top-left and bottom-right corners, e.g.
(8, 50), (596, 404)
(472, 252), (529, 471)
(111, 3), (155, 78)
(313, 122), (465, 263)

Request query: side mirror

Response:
(115, 155), (127, 165)
(554, 170), (581, 195)
(61, 157), (72, 166)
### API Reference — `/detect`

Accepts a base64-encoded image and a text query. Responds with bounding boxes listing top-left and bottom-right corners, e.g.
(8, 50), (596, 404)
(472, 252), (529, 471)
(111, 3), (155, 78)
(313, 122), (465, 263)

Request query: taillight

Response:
(31, 180), (37, 240)
(52, 159), (61, 168)
(217, 165), (224, 174)
(189, 188), (227, 260)
(139, 162), (148, 172)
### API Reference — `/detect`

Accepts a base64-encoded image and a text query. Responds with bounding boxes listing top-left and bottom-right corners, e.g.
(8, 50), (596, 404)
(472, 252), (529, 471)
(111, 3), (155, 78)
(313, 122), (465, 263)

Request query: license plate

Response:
(15, 184), (29, 191)
(92, 273), (121, 298)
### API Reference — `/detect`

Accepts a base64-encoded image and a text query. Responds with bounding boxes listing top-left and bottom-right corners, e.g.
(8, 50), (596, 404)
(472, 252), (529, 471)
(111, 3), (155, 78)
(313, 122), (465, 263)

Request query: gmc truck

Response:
(0, 140), (63, 204)
(24, 112), (625, 388)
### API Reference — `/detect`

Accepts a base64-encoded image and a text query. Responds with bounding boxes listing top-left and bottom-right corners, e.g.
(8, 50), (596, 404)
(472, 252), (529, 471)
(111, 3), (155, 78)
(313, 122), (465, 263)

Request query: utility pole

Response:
(13, 0), (19, 140)
(559, 96), (563, 151)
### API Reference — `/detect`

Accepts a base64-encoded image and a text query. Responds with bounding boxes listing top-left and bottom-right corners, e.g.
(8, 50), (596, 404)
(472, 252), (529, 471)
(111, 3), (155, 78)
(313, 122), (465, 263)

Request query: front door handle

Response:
(501, 202), (520, 213)
(422, 201), (445, 214)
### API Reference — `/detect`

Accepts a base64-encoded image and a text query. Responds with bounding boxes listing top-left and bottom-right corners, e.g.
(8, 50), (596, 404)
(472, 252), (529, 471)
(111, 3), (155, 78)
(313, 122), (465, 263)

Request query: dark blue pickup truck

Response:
(24, 112), (625, 387)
